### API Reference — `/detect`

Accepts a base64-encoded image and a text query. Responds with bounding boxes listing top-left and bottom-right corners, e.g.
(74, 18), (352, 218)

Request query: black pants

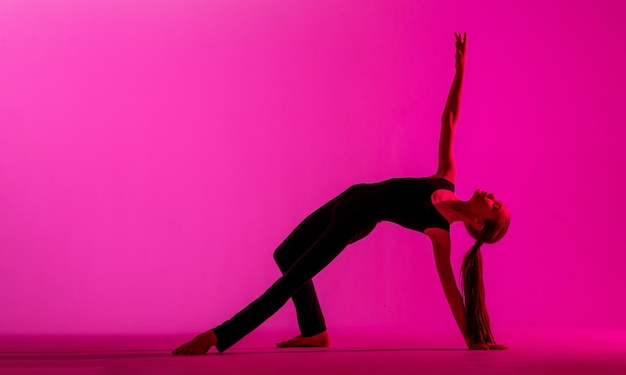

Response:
(213, 185), (378, 352)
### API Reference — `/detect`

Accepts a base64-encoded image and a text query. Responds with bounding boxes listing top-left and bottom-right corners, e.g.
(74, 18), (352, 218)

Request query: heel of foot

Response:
(277, 332), (330, 348)
(316, 331), (330, 347)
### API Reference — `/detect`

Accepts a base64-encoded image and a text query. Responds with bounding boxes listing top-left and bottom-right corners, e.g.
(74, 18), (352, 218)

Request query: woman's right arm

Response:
(434, 32), (466, 184)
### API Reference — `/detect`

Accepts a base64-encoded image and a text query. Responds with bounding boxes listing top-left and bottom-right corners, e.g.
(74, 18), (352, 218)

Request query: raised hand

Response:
(454, 32), (466, 70)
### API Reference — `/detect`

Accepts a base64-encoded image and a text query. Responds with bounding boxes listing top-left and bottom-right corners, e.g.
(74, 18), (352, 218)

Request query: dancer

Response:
(173, 32), (509, 355)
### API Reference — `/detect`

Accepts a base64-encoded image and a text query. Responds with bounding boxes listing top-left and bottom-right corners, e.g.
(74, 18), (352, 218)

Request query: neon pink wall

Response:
(1, 0), (624, 335)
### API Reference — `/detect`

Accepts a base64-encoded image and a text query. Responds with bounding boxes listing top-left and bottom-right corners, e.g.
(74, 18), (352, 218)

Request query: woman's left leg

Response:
(172, 184), (378, 355)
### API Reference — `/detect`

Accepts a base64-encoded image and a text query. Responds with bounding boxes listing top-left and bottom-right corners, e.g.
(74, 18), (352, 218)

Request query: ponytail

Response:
(460, 241), (495, 344)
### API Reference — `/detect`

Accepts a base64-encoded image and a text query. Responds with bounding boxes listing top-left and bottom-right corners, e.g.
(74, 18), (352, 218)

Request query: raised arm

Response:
(434, 32), (466, 184)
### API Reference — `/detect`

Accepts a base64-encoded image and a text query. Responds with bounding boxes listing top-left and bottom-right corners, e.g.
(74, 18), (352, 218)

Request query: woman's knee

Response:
(273, 247), (286, 267)
(273, 245), (299, 272)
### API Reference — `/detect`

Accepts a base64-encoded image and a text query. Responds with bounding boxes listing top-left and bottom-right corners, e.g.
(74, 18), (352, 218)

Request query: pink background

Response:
(0, 0), (624, 338)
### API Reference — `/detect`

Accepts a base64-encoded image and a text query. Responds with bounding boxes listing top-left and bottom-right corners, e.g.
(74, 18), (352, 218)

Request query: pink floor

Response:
(1, 330), (625, 375)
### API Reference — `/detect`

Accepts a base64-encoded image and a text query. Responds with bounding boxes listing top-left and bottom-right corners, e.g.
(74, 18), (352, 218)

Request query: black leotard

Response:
(213, 177), (455, 352)
(343, 177), (454, 233)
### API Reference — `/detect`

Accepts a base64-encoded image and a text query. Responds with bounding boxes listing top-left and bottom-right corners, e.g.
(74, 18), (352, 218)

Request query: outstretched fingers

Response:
(453, 32), (467, 71)
(172, 344), (191, 355)
(454, 31), (466, 50)
(171, 330), (218, 356)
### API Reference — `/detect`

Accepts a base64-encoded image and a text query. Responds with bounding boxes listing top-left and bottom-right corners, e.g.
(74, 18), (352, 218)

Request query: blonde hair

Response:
(465, 208), (511, 244)
(460, 208), (510, 344)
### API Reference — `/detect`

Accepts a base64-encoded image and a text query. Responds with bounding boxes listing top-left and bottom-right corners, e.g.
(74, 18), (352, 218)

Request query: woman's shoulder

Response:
(427, 172), (455, 184)
(426, 174), (456, 191)
(376, 176), (455, 192)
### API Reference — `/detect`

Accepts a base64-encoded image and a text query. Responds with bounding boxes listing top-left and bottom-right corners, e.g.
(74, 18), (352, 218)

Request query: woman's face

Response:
(469, 189), (504, 222)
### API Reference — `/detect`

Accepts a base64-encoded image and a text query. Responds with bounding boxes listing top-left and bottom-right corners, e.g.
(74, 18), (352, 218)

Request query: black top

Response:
(365, 177), (455, 232)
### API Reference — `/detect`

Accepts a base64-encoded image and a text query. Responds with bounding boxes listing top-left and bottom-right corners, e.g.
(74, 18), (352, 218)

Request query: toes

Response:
(172, 345), (189, 356)
(277, 341), (293, 348)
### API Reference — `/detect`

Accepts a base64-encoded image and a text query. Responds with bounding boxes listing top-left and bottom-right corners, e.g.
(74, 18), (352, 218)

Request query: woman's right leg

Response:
(172, 197), (339, 355)
(172, 201), (337, 356)
(211, 195), (373, 353)
(273, 199), (337, 338)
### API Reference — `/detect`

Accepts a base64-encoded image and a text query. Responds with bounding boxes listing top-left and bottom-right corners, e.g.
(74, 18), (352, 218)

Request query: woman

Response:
(173, 32), (510, 355)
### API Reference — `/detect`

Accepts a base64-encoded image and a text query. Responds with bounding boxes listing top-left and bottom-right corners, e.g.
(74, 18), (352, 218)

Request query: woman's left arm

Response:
(425, 228), (467, 340)
(426, 228), (508, 350)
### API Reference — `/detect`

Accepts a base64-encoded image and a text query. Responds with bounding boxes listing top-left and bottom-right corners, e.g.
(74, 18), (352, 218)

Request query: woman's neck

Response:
(436, 200), (475, 225)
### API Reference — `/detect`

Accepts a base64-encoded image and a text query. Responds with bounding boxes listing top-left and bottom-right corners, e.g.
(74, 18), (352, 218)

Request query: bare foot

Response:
(172, 330), (218, 355)
(277, 331), (330, 348)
